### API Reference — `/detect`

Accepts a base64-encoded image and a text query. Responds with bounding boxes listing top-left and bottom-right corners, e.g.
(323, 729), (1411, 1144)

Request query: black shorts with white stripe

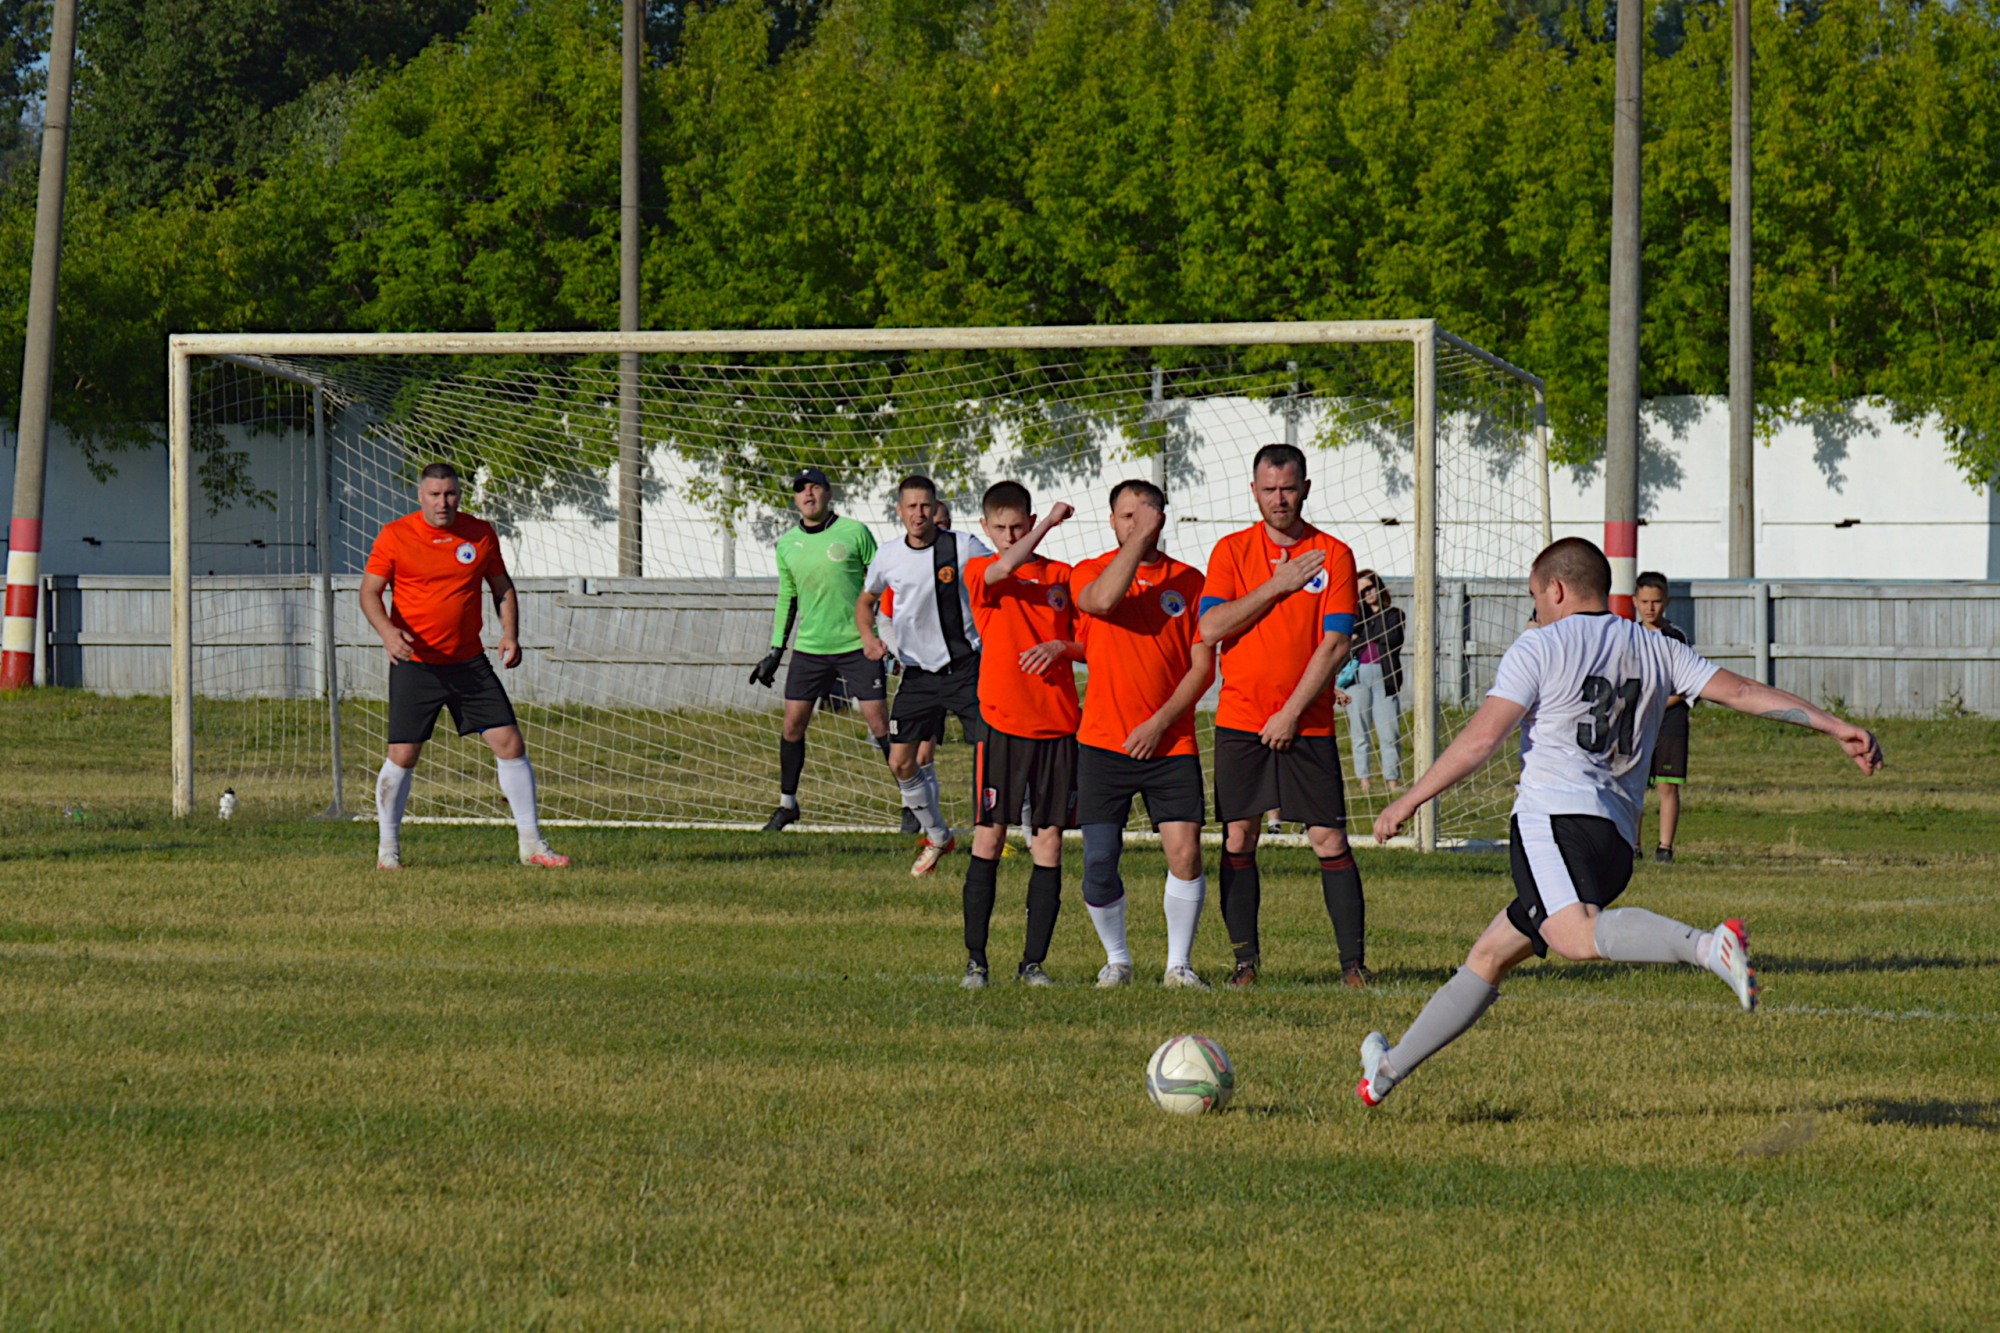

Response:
(1505, 812), (1634, 957)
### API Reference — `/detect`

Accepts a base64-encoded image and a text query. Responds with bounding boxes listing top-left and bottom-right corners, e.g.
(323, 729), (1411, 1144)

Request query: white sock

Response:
(496, 755), (542, 851)
(900, 773), (948, 843)
(1164, 873), (1206, 970)
(780, 793), (799, 811)
(1085, 896), (1131, 966)
(375, 759), (412, 856)
(920, 763), (940, 814)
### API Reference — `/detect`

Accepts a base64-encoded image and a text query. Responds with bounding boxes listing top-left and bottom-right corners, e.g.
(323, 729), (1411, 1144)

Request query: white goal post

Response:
(167, 320), (1550, 850)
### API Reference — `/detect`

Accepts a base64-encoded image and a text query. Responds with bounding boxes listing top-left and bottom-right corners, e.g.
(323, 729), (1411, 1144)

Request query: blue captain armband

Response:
(1199, 596), (1225, 616)
(1324, 612), (1355, 637)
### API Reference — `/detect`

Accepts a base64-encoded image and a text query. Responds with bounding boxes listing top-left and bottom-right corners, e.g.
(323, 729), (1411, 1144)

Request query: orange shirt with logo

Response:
(1072, 551), (1206, 758)
(1199, 522), (1357, 736)
(364, 512), (505, 664)
(964, 554), (1080, 740)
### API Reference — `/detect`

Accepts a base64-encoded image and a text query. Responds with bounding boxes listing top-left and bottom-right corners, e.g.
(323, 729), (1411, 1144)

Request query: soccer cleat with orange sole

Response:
(910, 834), (956, 877)
(520, 839), (571, 869)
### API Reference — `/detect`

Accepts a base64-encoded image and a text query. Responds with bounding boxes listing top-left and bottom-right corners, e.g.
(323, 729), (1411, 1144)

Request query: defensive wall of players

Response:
(31, 572), (2000, 717)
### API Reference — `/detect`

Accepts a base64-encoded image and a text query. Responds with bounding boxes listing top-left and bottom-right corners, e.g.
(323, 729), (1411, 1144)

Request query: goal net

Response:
(168, 323), (1548, 850)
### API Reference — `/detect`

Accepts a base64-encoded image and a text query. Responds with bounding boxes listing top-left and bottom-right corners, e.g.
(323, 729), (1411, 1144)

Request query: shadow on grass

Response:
(1849, 1099), (2000, 1133)
(1765, 953), (1999, 975)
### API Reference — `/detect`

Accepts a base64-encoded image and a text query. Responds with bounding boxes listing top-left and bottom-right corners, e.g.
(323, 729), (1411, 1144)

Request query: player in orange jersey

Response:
(1071, 479), (1217, 989)
(958, 481), (1085, 989)
(1196, 444), (1362, 987)
(359, 462), (568, 871)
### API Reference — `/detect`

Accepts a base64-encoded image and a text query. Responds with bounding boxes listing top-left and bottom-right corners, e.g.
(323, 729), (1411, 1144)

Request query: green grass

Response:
(1, 698), (1997, 1327)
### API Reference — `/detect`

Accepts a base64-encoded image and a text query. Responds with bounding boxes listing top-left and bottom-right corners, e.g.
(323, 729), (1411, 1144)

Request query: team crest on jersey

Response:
(938, 566), (956, 584)
(1047, 586), (1069, 610)
(1160, 590), (1188, 618)
(1304, 570), (1328, 594)
(455, 542), (478, 565)
(826, 541), (850, 563)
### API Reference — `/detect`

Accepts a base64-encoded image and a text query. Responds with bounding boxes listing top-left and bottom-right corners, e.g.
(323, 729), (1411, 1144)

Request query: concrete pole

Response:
(2, 0), (79, 690)
(1727, 0), (1755, 579)
(1603, 0), (1644, 620)
(616, 0), (643, 577)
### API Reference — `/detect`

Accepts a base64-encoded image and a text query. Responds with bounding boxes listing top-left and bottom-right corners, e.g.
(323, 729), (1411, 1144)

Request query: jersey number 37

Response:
(1577, 676), (1640, 756)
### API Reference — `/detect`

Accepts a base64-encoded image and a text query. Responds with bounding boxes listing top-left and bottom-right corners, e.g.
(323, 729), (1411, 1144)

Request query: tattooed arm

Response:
(1696, 669), (1885, 775)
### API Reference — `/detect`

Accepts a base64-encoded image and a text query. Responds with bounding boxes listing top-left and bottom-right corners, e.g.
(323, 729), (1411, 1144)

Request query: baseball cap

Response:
(791, 466), (831, 492)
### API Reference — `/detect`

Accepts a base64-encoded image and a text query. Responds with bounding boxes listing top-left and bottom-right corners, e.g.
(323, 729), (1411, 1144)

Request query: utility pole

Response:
(1727, 0), (1755, 578)
(616, 0), (643, 577)
(1603, 0), (1643, 619)
(2, 0), (79, 691)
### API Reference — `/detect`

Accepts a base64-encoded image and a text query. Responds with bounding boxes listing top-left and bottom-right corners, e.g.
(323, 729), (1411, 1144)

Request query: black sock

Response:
(1219, 851), (1260, 963)
(1320, 851), (1366, 968)
(1022, 863), (1062, 967)
(963, 855), (999, 968)
(874, 733), (891, 758)
(780, 737), (806, 797)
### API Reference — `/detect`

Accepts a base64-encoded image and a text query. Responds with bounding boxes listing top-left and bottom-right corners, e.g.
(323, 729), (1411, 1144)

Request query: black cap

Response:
(791, 466), (831, 492)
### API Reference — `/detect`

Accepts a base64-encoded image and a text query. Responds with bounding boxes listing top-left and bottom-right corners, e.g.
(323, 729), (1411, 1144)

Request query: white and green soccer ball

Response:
(1145, 1034), (1235, 1115)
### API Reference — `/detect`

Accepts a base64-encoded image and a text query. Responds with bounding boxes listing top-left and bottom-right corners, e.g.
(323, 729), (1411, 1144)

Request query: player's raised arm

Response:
(1696, 668), (1884, 774)
(981, 501), (1073, 585)
(1074, 498), (1165, 616)
(1196, 545), (1326, 645)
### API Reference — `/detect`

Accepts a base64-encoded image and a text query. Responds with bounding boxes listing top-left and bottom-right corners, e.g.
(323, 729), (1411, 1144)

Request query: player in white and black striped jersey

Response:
(856, 475), (995, 876)
(1355, 537), (1884, 1108)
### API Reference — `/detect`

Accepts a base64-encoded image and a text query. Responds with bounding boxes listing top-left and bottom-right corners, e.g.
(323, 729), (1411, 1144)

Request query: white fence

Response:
(37, 574), (2000, 717)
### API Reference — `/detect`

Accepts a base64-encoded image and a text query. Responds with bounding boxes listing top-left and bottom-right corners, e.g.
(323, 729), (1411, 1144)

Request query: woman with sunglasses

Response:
(1348, 570), (1405, 794)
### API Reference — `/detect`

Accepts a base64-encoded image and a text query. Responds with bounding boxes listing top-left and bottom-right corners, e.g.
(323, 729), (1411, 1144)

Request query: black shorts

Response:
(1505, 813), (1634, 957)
(388, 656), (518, 745)
(975, 729), (1078, 830)
(785, 649), (888, 704)
(1076, 744), (1205, 828)
(1650, 704), (1690, 783)
(1212, 727), (1347, 828)
(889, 655), (985, 747)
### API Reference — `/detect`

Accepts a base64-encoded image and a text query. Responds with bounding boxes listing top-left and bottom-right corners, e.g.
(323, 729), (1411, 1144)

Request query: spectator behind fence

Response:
(1347, 569), (1405, 794)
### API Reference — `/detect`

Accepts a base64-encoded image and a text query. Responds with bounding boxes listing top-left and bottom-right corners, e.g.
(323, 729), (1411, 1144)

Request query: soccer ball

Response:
(1145, 1034), (1235, 1115)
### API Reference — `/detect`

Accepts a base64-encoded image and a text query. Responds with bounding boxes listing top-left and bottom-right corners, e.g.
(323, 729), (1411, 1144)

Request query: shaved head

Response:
(1530, 537), (1612, 599)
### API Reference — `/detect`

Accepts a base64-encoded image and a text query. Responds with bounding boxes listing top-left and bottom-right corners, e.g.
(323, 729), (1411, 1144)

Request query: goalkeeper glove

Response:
(750, 649), (782, 688)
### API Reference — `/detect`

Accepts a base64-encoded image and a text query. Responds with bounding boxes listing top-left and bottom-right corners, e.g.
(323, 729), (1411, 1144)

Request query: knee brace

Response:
(1080, 822), (1126, 908)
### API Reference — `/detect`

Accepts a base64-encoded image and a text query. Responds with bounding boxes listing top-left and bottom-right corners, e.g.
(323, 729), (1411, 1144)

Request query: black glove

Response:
(750, 649), (782, 688)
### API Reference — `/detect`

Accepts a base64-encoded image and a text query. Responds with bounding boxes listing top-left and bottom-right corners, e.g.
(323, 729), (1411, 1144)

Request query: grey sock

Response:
(1380, 966), (1499, 1091)
(898, 772), (948, 843)
(1593, 907), (1705, 966)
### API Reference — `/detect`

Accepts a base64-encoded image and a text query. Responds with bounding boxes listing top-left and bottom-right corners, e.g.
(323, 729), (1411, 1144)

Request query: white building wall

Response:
(5, 398), (1996, 580)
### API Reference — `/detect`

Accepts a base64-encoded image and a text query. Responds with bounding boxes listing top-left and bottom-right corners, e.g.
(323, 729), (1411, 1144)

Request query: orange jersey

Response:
(1072, 551), (1206, 758)
(364, 512), (505, 665)
(1199, 522), (1357, 736)
(965, 554), (1080, 739)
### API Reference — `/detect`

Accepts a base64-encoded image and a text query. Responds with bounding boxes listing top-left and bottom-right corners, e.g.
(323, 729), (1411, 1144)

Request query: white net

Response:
(179, 328), (1546, 843)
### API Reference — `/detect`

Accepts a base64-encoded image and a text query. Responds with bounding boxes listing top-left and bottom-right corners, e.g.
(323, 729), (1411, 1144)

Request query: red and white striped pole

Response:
(1605, 519), (1638, 621)
(0, 519), (40, 688)
(2, 0), (78, 690)
(1603, 0), (1643, 620)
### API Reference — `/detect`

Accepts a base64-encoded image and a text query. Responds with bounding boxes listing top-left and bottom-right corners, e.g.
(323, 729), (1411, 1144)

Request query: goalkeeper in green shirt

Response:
(752, 467), (891, 831)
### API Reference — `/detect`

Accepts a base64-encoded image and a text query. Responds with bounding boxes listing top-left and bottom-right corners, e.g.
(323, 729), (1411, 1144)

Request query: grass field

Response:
(2, 695), (1998, 1327)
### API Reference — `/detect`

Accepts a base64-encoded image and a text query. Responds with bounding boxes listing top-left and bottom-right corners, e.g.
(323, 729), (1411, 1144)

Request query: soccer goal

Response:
(166, 322), (1549, 850)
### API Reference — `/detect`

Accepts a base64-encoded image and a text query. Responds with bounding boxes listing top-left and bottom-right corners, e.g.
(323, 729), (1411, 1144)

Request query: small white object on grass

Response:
(218, 788), (238, 821)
